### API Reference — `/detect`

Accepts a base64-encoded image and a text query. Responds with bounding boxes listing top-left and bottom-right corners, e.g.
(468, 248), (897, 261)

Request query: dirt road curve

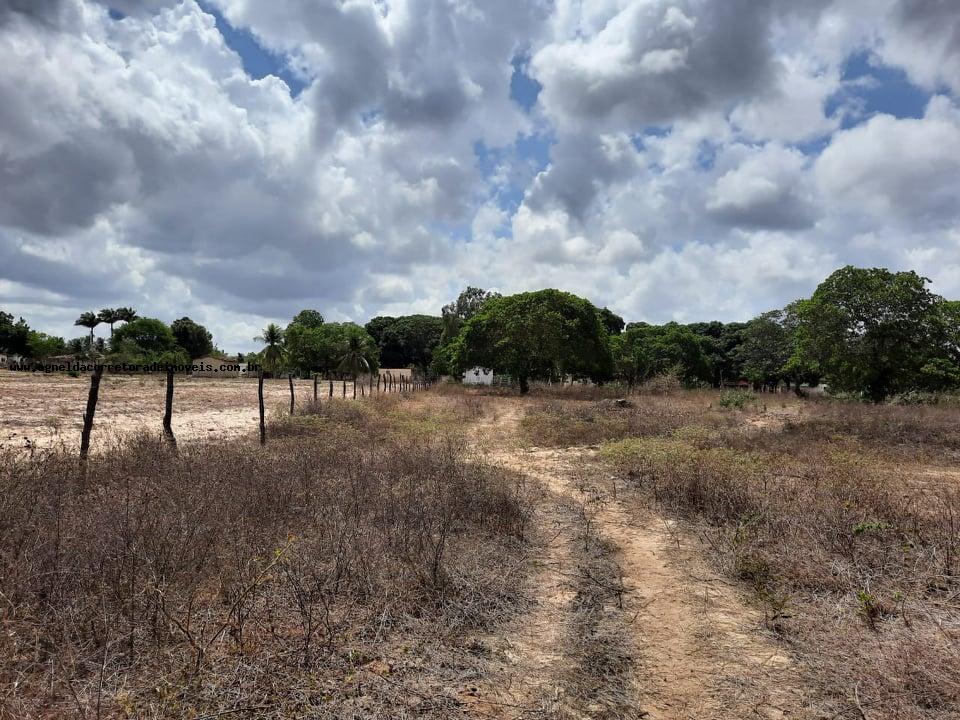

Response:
(466, 401), (812, 720)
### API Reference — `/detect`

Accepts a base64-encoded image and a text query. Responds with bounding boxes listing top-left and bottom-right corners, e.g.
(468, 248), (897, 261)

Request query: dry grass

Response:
(778, 400), (960, 459)
(0, 399), (532, 719)
(519, 392), (733, 448)
(527, 392), (960, 718)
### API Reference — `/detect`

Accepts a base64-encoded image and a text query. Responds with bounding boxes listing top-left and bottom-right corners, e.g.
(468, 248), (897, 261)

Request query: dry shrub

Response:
(779, 400), (960, 456)
(0, 429), (532, 718)
(638, 372), (684, 396)
(602, 427), (960, 717)
(521, 394), (732, 447)
(530, 383), (629, 401)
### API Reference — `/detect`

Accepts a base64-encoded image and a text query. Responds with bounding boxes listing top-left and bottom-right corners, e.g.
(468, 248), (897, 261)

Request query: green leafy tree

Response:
(599, 307), (625, 335)
(615, 322), (712, 386)
(112, 318), (177, 354)
(283, 322), (378, 378)
(449, 289), (612, 393)
(737, 311), (793, 389)
(290, 309), (325, 329)
(110, 318), (187, 366)
(67, 337), (86, 355)
(364, 316), (396, 348)
(909, 299), (960, 391)
(0, 311), (31, 355)
(791, 266), (944, 400)
(434, 287), (502, 375)
(27, 332), (67, 360)
(441, 287), (501, 342)
(686, 321), (748, 386)
(171, 317), (214, 359)
(609, 333), (650, 388)
(366, 315), (443, 371)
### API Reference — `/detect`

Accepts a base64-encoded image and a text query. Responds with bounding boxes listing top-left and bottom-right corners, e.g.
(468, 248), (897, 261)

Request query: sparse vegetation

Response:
(2, 264), (960, 718)
(0, 396), (532, 719)
(574, 392), (960, 717)
(718, 388), (756, 409)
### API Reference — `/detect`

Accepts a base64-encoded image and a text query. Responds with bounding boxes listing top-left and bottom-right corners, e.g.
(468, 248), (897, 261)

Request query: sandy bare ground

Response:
(465, 400), (812, 719)
(0, 371), (364, 453)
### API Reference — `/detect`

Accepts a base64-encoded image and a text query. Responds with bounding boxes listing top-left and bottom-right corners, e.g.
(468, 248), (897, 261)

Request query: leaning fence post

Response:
(163, 366), (177, 450)
(79, 363), (105, 461)
(288, 374), (295, 415)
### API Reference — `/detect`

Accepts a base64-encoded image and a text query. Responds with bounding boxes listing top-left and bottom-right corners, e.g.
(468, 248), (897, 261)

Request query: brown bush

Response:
(0, 429), (531, 718)
(520, 393), (731, 447)
(780, 400), (960, 456)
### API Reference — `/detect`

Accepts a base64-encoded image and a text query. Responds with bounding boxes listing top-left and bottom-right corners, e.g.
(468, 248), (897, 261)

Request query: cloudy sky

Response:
(1, 0), (959, 352)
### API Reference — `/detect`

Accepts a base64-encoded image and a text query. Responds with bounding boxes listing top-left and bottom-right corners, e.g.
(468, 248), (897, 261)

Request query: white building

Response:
(462, 367), (494, 385)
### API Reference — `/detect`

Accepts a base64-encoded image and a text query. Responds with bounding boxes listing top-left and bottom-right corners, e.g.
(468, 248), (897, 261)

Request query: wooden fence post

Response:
(313, 374), (318, 402)
(288, 374), (295, 415)
(258, 370), (266, 446)
(329, 380), (333, 398)
(163, 366), (177, 450)
(342, 380), (346, 398)
(79, 364), (105, 461)
(353, 379), (357, 399)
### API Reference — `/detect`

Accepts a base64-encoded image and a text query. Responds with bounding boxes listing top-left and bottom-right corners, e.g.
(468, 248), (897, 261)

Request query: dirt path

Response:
(466, 400), (812, 719)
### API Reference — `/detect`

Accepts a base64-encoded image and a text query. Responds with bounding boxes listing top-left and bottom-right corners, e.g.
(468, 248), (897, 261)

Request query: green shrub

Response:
(719, 389), (757, 410)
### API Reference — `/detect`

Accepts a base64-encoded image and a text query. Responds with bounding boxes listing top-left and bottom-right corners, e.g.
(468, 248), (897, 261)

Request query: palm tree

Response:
(98, 308), (121, 337)
(74, 312), (100, 344)
(255, 323), (286, 443)
(338, 336), (371, 398)
(255, 323), (285, 373)
(115, 307), (138, 325)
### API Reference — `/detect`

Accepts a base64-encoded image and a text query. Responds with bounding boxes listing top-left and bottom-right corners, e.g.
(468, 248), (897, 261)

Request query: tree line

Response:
(0, 308), (222, 368)
(429, 266), (959, 401)
(3, 265), (958, 401)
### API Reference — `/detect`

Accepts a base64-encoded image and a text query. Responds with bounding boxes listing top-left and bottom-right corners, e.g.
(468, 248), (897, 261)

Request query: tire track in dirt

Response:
(466, 400), (812, 720)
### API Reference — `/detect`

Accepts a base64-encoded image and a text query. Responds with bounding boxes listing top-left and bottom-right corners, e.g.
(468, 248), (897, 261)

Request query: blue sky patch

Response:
(197, 1), (307, 97)
(833, 50), (931, 125)
(510, 54), (542, 113)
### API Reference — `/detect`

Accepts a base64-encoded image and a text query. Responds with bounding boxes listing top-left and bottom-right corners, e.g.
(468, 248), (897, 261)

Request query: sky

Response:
(1, 0), (959, 353)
